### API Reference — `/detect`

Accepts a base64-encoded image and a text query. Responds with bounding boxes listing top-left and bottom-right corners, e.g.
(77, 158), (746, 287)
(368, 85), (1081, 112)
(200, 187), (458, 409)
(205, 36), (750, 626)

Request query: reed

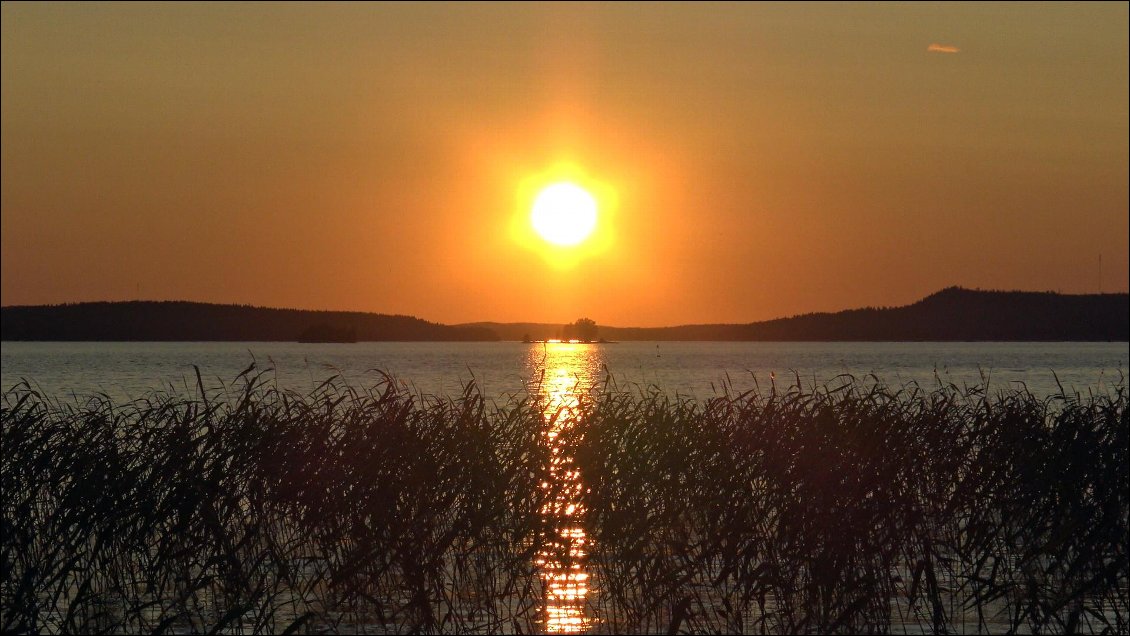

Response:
(2, 370), (550, 634)
(2, 371), (1126, 634)
(573, 377), (1129, 634)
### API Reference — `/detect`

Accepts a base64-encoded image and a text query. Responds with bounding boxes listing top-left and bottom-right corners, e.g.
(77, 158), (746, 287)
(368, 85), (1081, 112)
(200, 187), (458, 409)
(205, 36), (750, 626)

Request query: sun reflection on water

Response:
(528, 342), (602, 634)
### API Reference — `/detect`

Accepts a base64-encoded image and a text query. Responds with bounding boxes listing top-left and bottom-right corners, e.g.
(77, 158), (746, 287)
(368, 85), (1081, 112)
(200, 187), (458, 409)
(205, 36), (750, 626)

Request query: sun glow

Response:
(510, 163), (618, 269)
(531, 183), (598, 246)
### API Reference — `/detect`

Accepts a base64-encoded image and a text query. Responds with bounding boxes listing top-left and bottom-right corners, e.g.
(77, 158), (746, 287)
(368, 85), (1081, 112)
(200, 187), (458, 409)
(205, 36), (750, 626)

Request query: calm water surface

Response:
(531, 344), (601, 632)
(1, 341), (1126, 402)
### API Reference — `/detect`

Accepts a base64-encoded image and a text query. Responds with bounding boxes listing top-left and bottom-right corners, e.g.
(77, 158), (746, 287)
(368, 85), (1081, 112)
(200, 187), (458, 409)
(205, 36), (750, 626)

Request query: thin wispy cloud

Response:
(928, 43), (960, 54)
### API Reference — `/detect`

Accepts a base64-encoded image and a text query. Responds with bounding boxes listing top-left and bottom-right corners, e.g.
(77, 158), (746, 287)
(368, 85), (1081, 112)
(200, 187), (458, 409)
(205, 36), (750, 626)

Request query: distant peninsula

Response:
(1, 288), (1127, 342)
(0, 301), (498, 342)
(464, 288), (1129, 342)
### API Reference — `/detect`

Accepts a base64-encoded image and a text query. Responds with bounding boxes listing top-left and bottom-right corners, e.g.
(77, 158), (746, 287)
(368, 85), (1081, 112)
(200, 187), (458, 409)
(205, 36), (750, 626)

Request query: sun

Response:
(509, 165), (617, 268)
(530, 182), (598, 246)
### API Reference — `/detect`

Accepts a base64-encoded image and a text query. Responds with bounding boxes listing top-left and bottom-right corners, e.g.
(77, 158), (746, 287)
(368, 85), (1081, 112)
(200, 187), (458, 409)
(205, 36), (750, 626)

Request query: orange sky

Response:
(2, 3), (1127, 327)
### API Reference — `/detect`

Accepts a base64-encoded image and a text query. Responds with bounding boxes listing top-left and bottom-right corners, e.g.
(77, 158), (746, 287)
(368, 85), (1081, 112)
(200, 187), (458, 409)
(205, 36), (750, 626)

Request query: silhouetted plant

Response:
(2, 372), (1126, 634)
(571, 377), (1128, 634)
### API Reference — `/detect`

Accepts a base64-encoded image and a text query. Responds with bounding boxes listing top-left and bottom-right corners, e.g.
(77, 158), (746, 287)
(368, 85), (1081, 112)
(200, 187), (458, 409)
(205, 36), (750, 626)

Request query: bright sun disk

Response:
(531, 182), (598, 247)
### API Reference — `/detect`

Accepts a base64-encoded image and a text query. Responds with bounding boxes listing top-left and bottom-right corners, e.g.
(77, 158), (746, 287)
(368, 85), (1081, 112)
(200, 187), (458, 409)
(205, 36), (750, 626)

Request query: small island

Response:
(522, 318), (616, 343)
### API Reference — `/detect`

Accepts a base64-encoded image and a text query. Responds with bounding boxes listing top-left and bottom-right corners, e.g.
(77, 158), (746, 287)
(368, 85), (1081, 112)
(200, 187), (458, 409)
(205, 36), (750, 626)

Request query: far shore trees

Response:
(561, 318), (599, 341)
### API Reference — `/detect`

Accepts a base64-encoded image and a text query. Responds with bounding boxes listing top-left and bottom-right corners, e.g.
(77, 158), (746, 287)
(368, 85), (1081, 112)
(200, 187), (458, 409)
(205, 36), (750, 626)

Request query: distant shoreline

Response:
(2, 287), (1127, 342)
(2, 339), (1128, 344)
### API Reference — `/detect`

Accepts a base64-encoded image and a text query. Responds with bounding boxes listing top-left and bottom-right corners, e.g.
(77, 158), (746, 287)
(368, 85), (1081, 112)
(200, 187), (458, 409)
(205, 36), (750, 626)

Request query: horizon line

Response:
(3, 286), (1128, 331)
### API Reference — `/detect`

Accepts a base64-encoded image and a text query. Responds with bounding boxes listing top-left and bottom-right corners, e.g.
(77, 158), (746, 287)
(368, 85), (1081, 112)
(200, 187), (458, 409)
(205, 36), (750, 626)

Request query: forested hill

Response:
(0, 301), (499, 342)
(465, 288), (1130, 342)
(3, 288), (1126, 342)
(613, 288), (1130, 341)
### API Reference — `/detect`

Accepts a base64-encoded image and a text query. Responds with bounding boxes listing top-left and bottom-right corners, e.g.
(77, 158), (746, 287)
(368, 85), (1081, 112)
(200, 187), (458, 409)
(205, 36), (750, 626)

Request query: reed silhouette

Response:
(2, 371), (1126, 634)
(571, 375), (1128, 633)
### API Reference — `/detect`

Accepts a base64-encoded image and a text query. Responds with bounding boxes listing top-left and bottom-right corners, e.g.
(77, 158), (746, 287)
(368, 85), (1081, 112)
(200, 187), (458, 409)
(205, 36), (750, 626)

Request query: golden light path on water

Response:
(527, 342), (603, 634)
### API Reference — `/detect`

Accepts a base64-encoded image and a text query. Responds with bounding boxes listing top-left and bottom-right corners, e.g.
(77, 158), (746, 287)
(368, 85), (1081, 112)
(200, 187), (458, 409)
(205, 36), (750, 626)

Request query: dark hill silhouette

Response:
(0, 301), (498, 342)
(461, 288), (1129, 342)
(3, 288), (1126, 342)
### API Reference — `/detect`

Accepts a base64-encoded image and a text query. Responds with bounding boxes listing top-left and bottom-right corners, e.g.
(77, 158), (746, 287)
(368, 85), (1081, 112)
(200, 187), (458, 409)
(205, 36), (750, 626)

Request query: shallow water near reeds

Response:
(2, 341), (1127, 401)
(2, 340), (1128, 634)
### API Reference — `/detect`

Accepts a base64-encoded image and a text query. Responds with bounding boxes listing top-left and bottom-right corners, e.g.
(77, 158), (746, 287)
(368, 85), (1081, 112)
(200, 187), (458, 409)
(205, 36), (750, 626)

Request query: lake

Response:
(2, 341), (1127, 402)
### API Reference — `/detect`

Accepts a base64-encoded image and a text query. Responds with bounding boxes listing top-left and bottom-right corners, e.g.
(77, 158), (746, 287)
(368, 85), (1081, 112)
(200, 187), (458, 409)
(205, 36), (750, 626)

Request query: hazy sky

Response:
(3, 2), (1127, 326)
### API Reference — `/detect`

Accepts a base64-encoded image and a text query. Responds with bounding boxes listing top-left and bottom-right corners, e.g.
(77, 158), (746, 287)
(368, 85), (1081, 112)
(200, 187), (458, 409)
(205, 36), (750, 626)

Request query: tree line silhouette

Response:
(0, 301), (498, 342)
(469, 288), (1130, 342)
(1, 288), (1126, 342)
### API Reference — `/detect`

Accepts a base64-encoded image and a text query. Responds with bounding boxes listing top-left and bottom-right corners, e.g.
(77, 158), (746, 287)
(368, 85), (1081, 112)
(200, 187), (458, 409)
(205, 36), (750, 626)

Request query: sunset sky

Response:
(2, 2), (1127, 327)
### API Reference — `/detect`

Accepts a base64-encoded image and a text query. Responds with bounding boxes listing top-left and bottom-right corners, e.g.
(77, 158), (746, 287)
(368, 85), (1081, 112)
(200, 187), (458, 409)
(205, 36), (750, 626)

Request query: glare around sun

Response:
(530, 182), (598, 247)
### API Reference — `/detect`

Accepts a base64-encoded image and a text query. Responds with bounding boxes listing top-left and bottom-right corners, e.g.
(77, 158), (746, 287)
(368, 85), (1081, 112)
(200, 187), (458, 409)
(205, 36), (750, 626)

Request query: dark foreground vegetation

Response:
(2, 372), (1127, 634)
